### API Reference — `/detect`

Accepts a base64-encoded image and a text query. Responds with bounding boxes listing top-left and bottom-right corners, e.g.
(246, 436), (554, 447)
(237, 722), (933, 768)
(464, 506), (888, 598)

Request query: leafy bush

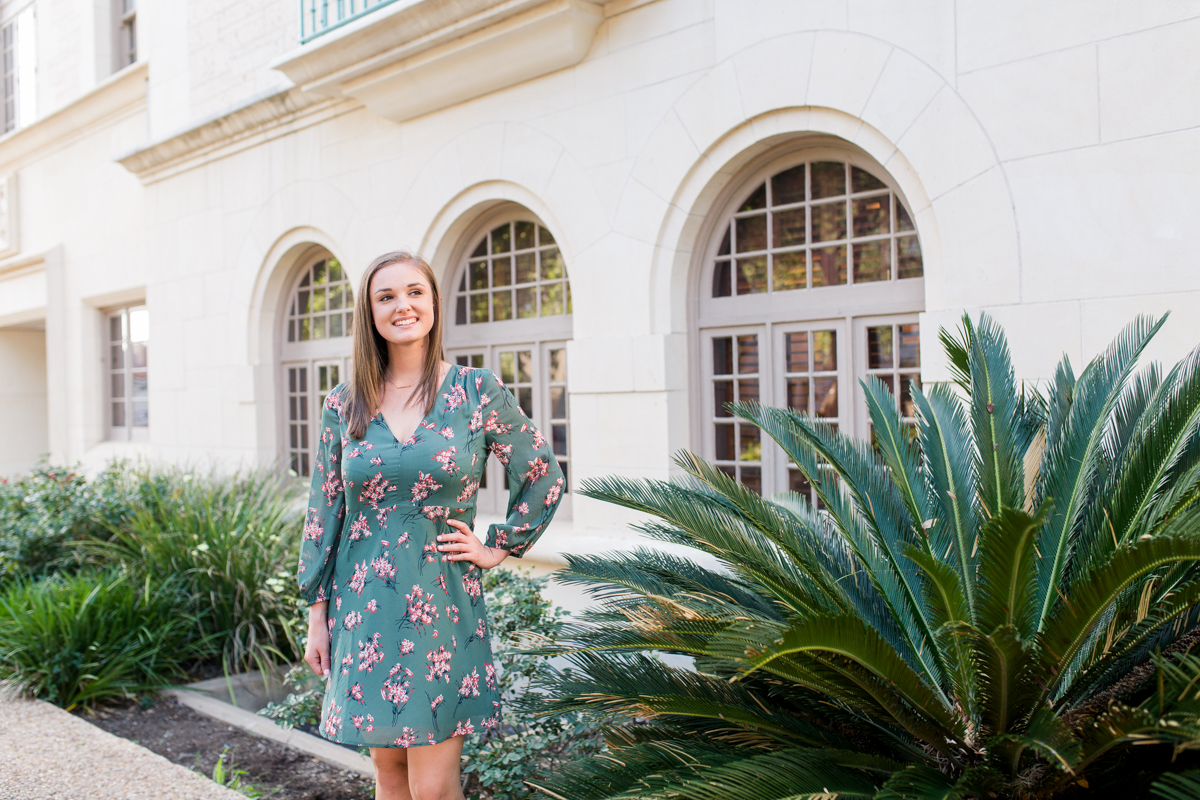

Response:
(0, 462), (132, 582)
(260, 566), (603, 799)
(90, 465), (305, 673)
(0, 570), (206, 709)
(535, 314), (1200, 799)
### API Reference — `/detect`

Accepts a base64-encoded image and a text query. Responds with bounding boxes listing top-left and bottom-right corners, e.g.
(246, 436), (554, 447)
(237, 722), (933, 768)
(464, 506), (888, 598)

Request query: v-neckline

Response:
(374, 366), (456, 444)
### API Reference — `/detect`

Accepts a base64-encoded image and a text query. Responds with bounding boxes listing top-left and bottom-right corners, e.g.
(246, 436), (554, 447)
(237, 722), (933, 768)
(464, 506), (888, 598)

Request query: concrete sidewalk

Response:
(0, 693), (243, 800)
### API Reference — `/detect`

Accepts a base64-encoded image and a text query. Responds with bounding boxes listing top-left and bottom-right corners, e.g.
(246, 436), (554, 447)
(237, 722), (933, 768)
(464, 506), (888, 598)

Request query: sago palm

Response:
(533, 314), (1200, 799)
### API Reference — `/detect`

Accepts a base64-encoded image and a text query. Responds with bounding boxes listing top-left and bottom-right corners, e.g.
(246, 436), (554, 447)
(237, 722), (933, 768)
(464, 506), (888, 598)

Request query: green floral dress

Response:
(297, 367), (564, 748)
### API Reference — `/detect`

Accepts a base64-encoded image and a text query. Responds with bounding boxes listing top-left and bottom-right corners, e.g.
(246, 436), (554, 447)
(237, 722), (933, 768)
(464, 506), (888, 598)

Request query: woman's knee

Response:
(408, 773), (460, 800)
(371, 748), (409, 780)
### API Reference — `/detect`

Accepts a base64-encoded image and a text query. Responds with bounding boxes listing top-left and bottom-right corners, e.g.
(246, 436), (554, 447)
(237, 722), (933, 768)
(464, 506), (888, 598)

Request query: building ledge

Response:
(271, 0), (603, 123)
(0, 61), (147, 173)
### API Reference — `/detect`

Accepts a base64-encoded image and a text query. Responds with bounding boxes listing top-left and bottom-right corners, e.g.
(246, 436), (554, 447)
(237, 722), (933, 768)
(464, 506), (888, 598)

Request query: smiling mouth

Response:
(393, 318), (417, 327)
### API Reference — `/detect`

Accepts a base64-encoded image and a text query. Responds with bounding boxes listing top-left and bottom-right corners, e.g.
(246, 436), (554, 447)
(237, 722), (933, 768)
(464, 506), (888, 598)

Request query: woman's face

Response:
(369, 261), (436, 349)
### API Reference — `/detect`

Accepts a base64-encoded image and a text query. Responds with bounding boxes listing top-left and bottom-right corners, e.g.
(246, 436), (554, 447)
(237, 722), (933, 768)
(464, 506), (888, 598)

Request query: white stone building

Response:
(2, 0), (1199, 565)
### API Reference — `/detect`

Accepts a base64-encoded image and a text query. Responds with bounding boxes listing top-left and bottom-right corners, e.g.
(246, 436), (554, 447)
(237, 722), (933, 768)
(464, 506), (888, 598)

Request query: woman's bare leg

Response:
(370, 747), (412, 800)
(407, 736), (466, 800)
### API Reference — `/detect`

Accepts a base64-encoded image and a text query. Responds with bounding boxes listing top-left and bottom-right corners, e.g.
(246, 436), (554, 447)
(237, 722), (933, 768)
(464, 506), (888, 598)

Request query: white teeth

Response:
(393, 319), (416, 326)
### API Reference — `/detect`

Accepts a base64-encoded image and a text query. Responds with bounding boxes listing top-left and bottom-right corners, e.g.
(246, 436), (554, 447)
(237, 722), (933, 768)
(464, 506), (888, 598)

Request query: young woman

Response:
(297, 251), (565, 800)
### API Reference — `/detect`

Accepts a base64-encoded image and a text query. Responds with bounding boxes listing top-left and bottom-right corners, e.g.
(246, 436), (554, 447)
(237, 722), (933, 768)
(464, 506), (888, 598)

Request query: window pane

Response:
(717, 226), (731, 256)
(491, 224), (511, 253)
(470, 260), (489, 290)
(714, 423), (735, 460)
(785, 332), (808, 373)
(549, 349), (566, 382)
(737, 335), (759, 374)
(898, 323), (920, 368)
(299, 318), (311, 340)
(735, 214), (767, 253)
(517, 351), (532, 383)
(771, 164), (805, 206)
(740, 466), (762, 495)
(499, 352), (515, 383)
(739, 425), (761, 461)
(773, 207), (806, 248)
(811, 245), (846, 287)
(311, 288), (327, 313)
(738, 379), (759, 404)
(736, 256), (767, 295)
(868, 326), (894, 369)
(288, 320), (295, 341)
(550, 386), (567, 419)
(876, 374), (895, 394)
(900, 375), (921, 418)
(541, 283), (564, 316)
(298, 290), (310, 314)
(853, 241), (891, 283)
(471, 237), (487, 258)
(298, 368), (307, 392)
(128, 309), (149, 343)
(896, 202), (916, 232)
(812, 201), (846, 243)
(852, 196), (889, 238)
(541, 248), (564, 280)
(110, 315), (123, 342)
(712, 260), (732, 297)
(493, 256), (513, 286)
(330, 313), (343, 337)
(110, 344), (124, 370)
(470, 294), (489, 323)
(328, 259), (343, 283)
(517, 387), (533, 416)
(714, 380), (733, 417)
(538, 225), (555, 245)
(132, 372), (148, 398)
(112, 402), (125, 427)
(329, 284), (344, 310)
(289, 395), (298, 421)
(111, 373), (125, 398)
(288, 368), (297, 393)
(788, 468), (812, 497)
(810, 161), (845, 199)
(515, 253), (536, 284)
(740, 183), (766, 211)
(786, 377), (809, 412)
(773, 251), (806, 292)
(713, 337), (733, 376)
(313, 261), (327, 285)
(312, 315), (326, 339)
(851, 166), (886, 193)
(812, 331), (836, 371)
(492, 290), (513, 321)
(455, 296), (466, 325)
(552, 424), (568, 456)
(132, 401), (148, 427)
(516, 287), (537, 318)
(318, 365), (329, 391)
(898, 236), (923, 279)
(515, 221), (535, 250)
(814, 376), (838, 418)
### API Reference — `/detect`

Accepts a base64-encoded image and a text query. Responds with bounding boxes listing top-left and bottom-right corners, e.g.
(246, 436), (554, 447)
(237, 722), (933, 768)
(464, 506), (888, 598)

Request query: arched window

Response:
(281, 254), (354, 475)
(696, 149), (924, 500)
(445, 212), (573, 517)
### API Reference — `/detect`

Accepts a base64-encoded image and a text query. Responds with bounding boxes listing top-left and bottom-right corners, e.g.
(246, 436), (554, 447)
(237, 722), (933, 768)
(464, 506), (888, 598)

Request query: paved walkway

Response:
(0, 692), (242, 800)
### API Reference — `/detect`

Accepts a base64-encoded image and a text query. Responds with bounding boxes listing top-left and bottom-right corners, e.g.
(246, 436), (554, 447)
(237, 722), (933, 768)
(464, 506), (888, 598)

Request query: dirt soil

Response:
(75, 696), (374, 800)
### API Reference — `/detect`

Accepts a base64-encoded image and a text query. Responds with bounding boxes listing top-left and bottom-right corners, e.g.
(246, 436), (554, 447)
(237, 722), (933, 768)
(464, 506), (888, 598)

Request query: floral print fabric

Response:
(297, 367), (564, 747)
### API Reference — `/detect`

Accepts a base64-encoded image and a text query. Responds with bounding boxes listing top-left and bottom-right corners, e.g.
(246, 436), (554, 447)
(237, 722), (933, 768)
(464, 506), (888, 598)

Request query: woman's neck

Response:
(385, 340), (427, 384)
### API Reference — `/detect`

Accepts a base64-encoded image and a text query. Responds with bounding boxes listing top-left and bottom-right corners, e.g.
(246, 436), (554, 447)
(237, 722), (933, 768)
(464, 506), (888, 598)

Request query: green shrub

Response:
(0, 570), (206, 709)
(91, 465), (305, 673)
(0, 462), (132, 582)
(535, 313), (1200, 799)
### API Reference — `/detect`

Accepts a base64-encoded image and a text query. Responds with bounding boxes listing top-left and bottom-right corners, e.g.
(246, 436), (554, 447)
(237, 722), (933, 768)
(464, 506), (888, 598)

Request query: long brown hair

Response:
(344, 251), (445, 440)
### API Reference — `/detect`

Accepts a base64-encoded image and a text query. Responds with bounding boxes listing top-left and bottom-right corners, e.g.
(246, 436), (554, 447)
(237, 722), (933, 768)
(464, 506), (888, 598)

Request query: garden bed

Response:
(77, 695), (372, 800)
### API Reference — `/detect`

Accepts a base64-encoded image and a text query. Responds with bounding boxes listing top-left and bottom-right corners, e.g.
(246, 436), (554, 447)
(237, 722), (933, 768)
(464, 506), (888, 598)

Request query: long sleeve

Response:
(480, 369), (565, 558)
(297, 389), (347, 604)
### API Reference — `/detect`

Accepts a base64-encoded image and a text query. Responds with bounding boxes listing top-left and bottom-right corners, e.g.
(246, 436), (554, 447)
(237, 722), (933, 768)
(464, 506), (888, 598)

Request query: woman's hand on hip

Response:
(304, 601), (332, 677)
(438, 519), (507, 569)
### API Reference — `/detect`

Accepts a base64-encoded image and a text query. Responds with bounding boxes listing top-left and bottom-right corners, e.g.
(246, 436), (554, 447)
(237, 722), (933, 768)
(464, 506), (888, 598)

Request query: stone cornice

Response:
(0, 61), (148, 173)
(116, 87), (352, 184)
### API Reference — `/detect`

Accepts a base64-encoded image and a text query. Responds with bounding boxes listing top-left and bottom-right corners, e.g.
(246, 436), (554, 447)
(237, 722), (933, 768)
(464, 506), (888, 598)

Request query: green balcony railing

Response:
(299, 0), (403, 43)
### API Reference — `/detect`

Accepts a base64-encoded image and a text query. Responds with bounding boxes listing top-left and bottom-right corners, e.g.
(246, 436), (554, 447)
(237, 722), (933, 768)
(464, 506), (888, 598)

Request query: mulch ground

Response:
(74, 696), (374, 800)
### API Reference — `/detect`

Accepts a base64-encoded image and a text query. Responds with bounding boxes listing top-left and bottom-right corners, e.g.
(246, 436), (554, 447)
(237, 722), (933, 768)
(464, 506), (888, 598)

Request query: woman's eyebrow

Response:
(374, 282), (424, 294)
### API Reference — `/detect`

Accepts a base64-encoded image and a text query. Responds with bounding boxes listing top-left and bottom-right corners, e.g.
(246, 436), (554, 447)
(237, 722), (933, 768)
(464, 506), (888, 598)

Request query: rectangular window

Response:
(1, 6), (36, 134)
(108, 305), (149, 440)
(115, 0), (136, 71)
(286, 365), (310, 476)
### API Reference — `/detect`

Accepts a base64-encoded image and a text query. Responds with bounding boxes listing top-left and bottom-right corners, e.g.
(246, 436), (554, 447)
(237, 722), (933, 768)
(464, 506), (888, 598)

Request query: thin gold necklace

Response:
(384, 374), (418, 392)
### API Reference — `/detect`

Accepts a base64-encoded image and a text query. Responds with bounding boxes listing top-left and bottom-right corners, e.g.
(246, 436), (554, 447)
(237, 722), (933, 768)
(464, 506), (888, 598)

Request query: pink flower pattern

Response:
(297, 369), (563, 747)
